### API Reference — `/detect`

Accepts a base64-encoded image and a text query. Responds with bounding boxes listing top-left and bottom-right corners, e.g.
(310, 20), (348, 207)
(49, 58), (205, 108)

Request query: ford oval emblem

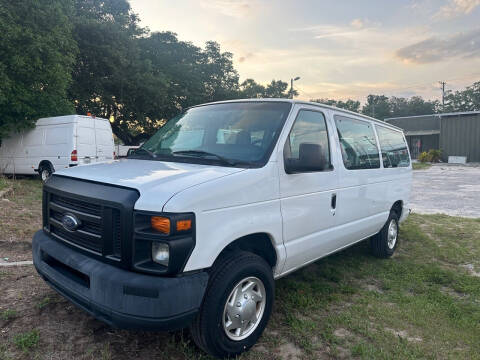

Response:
(61, 214), (80, 232)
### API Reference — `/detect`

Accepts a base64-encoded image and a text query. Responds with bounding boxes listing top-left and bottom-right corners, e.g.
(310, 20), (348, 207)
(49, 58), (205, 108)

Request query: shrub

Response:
(428, 149), (442, 163)
(418, 149), (441, 163)
(418, 151), (429, 162)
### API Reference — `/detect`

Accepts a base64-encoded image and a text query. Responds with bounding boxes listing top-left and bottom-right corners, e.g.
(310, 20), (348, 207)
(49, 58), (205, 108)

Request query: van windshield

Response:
(130, 102), (292, 167)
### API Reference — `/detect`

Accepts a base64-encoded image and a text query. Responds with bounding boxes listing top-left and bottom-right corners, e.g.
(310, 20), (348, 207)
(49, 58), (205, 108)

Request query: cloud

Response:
(434, 0), (480, 19)
(238, 52), (254, 63)
(396, 28), (480, 63)
(350, 18), (365, 29)
(199, 0), (256, 18)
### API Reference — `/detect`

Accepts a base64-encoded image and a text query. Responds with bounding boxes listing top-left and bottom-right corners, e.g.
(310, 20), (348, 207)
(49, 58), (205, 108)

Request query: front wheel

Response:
(190, 251), (274, 358)
(370, 210), (399, 258)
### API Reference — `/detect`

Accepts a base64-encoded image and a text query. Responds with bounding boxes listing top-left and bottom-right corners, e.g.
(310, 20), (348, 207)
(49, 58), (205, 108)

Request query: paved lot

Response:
(411, 164), (480, 218)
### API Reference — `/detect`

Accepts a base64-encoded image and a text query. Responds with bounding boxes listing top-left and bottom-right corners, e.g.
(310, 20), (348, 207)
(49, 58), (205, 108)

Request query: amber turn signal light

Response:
(176, 219), (192, 232)
(151, 216), (170, 234)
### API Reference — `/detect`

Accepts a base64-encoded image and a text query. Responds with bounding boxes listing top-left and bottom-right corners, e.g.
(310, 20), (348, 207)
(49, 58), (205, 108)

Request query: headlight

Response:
(134, 211), (195, 275)
(152, 242), (169, 266)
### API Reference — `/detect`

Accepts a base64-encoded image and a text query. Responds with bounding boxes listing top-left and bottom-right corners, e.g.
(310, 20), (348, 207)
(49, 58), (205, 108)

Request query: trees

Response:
(444, 81), (480, 112)
(311, 98), (361, 113)
(239, 79), (292, 99)
(0, 0), (77, 140)
(361, 95), (390, 120)
(68, 0), (147, 144)
(68, 0), (244, 144)
(388, 96), (439, 118)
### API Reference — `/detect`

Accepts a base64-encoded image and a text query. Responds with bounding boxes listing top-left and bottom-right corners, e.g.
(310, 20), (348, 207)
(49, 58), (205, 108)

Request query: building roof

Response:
(385, 111), (480, 122)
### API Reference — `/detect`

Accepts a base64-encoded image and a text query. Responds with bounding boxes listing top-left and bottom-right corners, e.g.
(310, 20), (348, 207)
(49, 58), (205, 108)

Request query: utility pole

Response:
(290, 76), (300, 99)
(439, 81), (446, 113)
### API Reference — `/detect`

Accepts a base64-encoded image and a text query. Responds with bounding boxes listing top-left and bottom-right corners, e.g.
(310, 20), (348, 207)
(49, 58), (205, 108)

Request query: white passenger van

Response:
(32, 100), (411, 358)
(0, 115), (114, 181)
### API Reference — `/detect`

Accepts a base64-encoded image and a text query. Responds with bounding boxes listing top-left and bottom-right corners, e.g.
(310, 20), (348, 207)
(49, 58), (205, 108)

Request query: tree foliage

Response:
(0, 0), (77, 140)
(312, 94), (440, 120)
(311, 98), (361, 112)
(239, 79), (293, 99)
(444, 81), (480, 112)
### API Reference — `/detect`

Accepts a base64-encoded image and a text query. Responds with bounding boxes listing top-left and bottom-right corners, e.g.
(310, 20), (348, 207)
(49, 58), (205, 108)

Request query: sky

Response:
(128, 0), (480, 103)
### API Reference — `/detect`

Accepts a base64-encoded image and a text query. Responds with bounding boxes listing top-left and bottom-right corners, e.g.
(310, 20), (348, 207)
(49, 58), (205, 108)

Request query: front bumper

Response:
(32, 230), (208, 330)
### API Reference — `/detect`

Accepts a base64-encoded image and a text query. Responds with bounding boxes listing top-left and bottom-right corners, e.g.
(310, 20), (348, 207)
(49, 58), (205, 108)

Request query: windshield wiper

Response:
(172, 150), (239, 166)
(129, 148), (157, 159)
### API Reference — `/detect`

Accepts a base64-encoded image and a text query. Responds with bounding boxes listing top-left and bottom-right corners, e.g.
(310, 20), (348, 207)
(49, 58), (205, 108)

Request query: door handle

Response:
(331, 193), (337, 210)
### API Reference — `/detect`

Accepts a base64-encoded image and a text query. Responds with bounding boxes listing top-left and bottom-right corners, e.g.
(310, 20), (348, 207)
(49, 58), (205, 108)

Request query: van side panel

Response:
(276, 106), (339, 273)
(43, 125), (73, 171)
(0, 123), (74, 175)
(162, 162), (286, 276)
(76, 117), (97, 165)
(94, 119), (114, 162)
(0, 133), (23, 174)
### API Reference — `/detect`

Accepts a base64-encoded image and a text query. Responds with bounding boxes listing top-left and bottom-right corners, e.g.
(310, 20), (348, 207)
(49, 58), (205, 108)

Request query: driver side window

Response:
(284, 110), (331, 172)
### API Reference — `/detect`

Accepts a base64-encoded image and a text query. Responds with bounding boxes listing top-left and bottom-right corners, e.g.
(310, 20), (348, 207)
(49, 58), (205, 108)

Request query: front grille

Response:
(42, 176), (140, 267)
(45, 192), (121, 259)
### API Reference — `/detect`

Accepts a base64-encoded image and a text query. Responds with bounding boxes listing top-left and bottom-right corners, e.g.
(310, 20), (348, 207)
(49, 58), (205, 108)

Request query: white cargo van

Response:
(0, 115), (114, 180)
(32, 100), (411, 358)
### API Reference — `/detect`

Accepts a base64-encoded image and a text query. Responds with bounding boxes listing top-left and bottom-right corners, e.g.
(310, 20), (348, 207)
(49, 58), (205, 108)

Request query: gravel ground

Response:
(411, 163), (480, 218)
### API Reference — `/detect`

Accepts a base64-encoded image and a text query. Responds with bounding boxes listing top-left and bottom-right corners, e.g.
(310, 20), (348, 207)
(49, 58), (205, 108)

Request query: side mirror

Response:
(285, 143), (328, 173)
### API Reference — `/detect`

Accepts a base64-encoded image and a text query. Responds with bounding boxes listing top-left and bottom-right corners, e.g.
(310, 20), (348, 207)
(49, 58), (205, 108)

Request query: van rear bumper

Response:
(32, 230), (208, 330)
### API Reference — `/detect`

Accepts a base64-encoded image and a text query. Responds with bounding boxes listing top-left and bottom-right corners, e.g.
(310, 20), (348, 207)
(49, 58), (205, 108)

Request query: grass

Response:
(36, 297), (50, 310)
(271, 213), (480, 359)
(13, 330), (39, 353)
(0, 309), (17, 321)
(0, 177), (8, 191)
(412, 162), (432, 170)
(0, 177), (42, 241)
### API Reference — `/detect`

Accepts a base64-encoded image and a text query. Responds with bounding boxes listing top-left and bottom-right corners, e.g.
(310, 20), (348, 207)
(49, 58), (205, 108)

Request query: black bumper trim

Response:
(33, 230), (208, 331)
(40, 271), (198, 330)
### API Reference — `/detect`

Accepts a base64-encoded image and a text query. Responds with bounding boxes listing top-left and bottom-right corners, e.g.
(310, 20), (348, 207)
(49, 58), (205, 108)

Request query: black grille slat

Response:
(51, 226), (103, 253)
(50, 194), (102, 216)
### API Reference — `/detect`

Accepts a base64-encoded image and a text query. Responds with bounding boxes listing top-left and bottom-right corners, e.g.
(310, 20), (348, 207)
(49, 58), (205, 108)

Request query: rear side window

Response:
(376, 126), (410, 168)
(284, 110), (331, 171)
(335, 115), (380, 170)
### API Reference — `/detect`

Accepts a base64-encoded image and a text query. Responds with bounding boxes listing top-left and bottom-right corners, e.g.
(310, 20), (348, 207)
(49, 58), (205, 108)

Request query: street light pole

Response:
(290, 76), (300, 99)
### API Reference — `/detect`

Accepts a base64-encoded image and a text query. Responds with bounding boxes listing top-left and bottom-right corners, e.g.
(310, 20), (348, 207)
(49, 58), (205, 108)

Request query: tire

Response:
(190, 251), (274, 358)
(39, 163), (53, 182)
(370, 210), (400, 258)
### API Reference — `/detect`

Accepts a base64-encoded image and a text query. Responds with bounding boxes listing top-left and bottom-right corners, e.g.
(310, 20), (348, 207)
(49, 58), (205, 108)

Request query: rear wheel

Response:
(190, 251), (274, 358)
(39, 163), (53, 182)
(370, 210), (399, 258)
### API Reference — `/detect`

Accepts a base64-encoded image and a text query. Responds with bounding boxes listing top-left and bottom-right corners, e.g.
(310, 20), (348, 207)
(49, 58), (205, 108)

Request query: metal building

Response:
(385, 111), (480, 162)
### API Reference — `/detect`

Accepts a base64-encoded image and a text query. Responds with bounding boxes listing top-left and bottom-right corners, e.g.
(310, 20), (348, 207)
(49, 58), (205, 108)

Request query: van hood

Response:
(54, 159), (245, 210)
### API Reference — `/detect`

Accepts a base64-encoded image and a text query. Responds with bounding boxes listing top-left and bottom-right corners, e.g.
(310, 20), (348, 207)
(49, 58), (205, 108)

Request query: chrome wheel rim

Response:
(222, 276), (266, 341)
(387, 220), (398, 249)
(41, 170), (50, 181)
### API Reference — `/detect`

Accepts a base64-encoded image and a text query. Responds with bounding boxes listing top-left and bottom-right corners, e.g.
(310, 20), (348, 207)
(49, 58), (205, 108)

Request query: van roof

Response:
(36, 115), (110, 126)
(190, 98), (402, 131)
